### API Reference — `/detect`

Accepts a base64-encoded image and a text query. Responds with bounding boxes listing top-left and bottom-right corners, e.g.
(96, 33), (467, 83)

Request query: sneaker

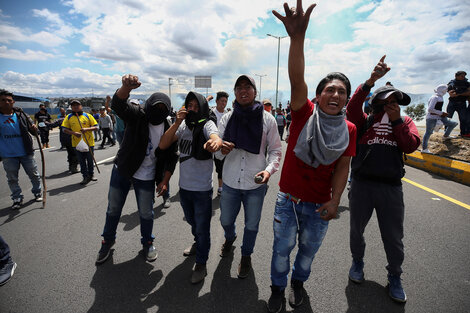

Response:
(237, 255), (251, 279)
(11, 199), (23, 210)
(421, 149), (431, 154)
(183, 242), (196, 256)
(190, 263), (207, 284)
(267, 285), (286, 313)
(100, 146), (105, 149)
(387, 274), (407, 303)
(0, 258), (17, 286)
(163, 198), (171, 208)
(89, 175), (98, 181)
(348, 259), (365, 283)
(217, 187), (222, 196)
(288, 279), (304, 307)
(34, 193), (43, 202)
(144, 242), (158, 262)
(220, 236), (237, 257)
(443, 135), (456, 140)
(96, 240), (115, 265)
(80, 176), (91, 185)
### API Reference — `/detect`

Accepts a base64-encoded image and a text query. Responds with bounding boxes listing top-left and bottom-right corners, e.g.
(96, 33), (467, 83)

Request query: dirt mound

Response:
(418, 130), (470, 162)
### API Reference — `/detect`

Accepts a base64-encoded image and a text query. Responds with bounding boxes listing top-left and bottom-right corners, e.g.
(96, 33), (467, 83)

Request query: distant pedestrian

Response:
(34, 103), (51, 148)
(275, 107), (286, 140)
(0, 89), (43, 209)
(98, 106), (115, 148)
(49, 107), (79, 173)
(422, 84), (458, 153)
(212, 91), (229, 196)
(0, 235), (17, 286)
(91, 109), (101, 141)
(447, 71), (470, 137)
(61, 100), (99, 185)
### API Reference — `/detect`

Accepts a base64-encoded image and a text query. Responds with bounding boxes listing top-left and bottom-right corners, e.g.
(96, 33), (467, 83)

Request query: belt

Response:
(283, 192), (301, 204)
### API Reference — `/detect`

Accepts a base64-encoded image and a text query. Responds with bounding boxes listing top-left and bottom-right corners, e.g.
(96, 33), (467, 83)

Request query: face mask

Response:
(185, 110), (201, 129)
(146, 105), (169, 125)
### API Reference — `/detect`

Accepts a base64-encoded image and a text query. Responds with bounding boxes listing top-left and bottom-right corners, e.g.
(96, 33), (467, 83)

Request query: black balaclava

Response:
(184, 92), (209, 129)
(145, 92), (171, 125)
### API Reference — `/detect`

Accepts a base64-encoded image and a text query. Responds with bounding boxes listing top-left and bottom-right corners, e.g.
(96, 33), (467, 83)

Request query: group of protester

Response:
(421, 71), (470, 153)
(8, 1), (465, 311)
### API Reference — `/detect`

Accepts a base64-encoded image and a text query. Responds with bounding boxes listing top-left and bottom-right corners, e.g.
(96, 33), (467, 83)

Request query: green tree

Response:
(404, 103), (426, 122)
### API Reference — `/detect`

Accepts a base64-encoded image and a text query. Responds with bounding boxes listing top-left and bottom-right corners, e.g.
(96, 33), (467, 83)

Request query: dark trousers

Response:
(0, 235), (11, 265)
(349, 178), (405, 276)
(277, 125), (285, 140)
(447, 100), (468, 135)
(65, 143), (78, 166)
(75, 146), (94, 178)
(39, 128), (49, 144)
(101, 128), (115, 147)
(214, 157), (224, 180)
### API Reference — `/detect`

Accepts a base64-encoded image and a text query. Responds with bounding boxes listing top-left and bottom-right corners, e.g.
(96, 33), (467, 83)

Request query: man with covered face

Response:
(159, 91), (222, 284)
(346, 60), (420, 303)
(96, 74), (178, 265)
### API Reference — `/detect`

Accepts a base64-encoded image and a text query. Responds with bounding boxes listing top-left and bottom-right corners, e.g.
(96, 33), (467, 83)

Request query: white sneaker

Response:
(422, 149), (431, 154)
(163, 198), (171, 208)
(443, 135), (456, 140)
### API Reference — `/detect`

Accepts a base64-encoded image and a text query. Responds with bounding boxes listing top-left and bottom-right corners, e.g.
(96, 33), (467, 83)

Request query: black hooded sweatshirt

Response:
(184, 91), (217, 161)
(111, 93), (178, 182)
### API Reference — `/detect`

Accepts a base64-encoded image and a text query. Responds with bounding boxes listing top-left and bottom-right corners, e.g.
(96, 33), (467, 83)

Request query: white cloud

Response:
(0, 46), (56, 61)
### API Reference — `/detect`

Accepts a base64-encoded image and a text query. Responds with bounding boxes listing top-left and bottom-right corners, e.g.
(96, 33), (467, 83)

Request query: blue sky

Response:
(1, 0), (469, 107)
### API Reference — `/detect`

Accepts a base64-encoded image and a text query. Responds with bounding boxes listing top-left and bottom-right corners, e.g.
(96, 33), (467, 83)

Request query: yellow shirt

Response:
(61, 113), (98, 147)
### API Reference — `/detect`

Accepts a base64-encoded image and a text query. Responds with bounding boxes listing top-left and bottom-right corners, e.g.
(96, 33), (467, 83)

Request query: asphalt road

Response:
(1, 132), (469, 313)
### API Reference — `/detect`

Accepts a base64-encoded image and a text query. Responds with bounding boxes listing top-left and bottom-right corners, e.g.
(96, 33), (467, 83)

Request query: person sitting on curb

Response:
(422, 84), (459, 153)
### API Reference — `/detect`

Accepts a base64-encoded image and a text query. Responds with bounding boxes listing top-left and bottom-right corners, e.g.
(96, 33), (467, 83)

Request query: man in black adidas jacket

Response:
(96, 74), (178, 265)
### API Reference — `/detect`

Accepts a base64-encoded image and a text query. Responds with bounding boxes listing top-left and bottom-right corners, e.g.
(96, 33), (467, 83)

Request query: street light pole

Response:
(254, 74), (267, 101)
(267, 34), (287, 109)
(168, 78), (173, 99)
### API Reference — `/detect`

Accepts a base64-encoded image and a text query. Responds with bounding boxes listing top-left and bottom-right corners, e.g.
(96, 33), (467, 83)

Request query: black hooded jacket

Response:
(111, 93), (178, 182)
(184, 91), (217, 161)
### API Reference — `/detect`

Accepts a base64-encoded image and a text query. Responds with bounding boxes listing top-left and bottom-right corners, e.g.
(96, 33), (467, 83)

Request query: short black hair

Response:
(315, 72), (351, 98)
(216, 91), (229, 101)
(455, 71), (467, 77)
(0, 89), (13, 97)
(39, 103), (45, 108)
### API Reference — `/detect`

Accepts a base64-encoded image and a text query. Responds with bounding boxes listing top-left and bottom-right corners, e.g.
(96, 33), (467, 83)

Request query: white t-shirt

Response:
(176, 120), (218, 191)
(213, 108), (226, 127)
(133, 123), (165, 180)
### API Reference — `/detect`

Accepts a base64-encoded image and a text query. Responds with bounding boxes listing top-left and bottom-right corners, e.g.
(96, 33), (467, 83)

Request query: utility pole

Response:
(254, 74), (267, 101)
(267, 34), (287, 109)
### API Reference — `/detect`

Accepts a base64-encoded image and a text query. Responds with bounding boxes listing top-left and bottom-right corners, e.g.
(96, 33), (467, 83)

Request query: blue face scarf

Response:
(223, 101), (263, 154)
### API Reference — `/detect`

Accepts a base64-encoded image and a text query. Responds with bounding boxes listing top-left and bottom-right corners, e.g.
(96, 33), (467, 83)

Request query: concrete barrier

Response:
(405, 151), (470, 186)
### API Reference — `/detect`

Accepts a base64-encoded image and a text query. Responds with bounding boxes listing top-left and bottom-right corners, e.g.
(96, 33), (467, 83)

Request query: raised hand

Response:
(367, 55), (391, 85)
(121, 74), (141, 90)
(272, 0), (316, 38)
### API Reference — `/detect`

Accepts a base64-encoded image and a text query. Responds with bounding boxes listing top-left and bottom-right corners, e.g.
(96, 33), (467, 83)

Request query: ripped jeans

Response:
(270, 191), (329, 289)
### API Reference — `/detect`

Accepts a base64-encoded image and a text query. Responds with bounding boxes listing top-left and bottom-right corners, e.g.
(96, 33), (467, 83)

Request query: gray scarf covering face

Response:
(294, 105), (349, 168)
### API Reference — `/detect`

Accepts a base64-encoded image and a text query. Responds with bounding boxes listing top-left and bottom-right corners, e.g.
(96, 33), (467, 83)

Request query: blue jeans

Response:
(270, 191), (329, 288)
(220, 183), (267, 256)
(2, 154), (41, 201)
(75, 146), (94, 178)
(179, 188), (213, 264)
(0, 235), (12, 265)
(422, 117), (458, 149)
(102, 166), (155, 245)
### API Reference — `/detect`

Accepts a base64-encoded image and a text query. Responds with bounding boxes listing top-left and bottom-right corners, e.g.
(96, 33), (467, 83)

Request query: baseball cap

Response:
(234, 75), (256, 92)
(370, 85), (411, 106)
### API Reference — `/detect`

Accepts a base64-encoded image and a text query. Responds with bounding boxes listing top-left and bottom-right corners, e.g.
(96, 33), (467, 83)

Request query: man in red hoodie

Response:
(346, 57), (420, 303)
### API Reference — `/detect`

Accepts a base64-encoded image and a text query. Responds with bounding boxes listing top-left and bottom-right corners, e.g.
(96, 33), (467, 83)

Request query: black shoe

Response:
(96, 240), (115, 265)
(267, 285), (285, 313)
(69, 165), (79, 174)
(80, 176), (91, 185)
(183, 242), (196, 256)
(288, 279), (304, 307)
(220, 236), (237, 257)
(11, 198), (23, 210)
(100, 145), (105, 149)
(191, 263), (207, 284)
(89, 175), (97, 181)
(237, 255), (251, 279)
(0, 258), (17, 286)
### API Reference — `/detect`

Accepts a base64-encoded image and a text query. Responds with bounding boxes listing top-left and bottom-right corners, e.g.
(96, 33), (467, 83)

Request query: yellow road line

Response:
(402, 178), (470, 210)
